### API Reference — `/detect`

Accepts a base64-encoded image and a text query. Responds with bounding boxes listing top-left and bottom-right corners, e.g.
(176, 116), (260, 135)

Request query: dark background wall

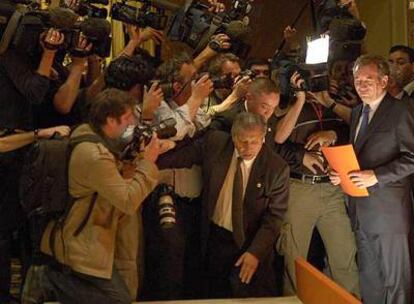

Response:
(162, 0), (315, 61)
(229, 0), (313, 59)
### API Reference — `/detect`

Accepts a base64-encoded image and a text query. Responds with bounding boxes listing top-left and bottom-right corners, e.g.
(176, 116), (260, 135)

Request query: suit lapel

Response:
(207, 139), (234, 218)
(355, 96), (394, 154)
(350, 104), (362, 144)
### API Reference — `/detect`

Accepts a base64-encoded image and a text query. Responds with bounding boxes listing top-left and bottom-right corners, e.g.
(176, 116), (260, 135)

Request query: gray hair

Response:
(231, 112), (267, 138)
(353, 54), (390, 78)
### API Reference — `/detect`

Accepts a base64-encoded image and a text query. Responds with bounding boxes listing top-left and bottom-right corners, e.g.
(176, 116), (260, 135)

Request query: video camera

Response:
(315, 0), (366, 61)
(154, 72), (235, 99)
(272, 34), (330, 105)
(111, 0), (167, 30)
(0, 3), (112, 58)
(121, 118), (177, 160)
(77, 0), (109, 18)
(167, 0), (252, 58)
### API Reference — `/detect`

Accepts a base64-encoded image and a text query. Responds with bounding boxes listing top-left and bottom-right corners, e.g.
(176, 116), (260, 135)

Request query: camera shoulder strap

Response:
(0, 9), (23, 55)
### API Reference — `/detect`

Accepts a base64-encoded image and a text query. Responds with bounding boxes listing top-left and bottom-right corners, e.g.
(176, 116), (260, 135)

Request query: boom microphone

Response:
(49, 7), (78, 30)
(225, 20), (250, 39)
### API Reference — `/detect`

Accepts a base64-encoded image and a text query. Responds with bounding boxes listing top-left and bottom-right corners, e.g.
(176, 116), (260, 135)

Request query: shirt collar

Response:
(234, 149), (257, 167)
(403, 80), (414, 96)
(365, 91), (386, 113)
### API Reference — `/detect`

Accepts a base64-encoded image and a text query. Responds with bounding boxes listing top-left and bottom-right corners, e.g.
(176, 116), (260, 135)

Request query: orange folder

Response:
(321, 144), (369, 197)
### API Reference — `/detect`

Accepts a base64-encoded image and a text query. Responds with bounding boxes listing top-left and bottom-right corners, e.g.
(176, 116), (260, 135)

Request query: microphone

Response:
(151, 0), (180, 11)
(224, 20), (250, 40)
(80, 17), (111, 40)
(48, 7), (79, 30)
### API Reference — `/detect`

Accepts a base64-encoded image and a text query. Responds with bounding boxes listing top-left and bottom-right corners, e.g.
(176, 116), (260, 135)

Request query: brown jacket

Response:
(41, 124), (159, 283)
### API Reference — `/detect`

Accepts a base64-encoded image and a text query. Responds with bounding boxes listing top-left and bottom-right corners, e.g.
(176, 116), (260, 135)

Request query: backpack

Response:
(19, 133), (102, 243)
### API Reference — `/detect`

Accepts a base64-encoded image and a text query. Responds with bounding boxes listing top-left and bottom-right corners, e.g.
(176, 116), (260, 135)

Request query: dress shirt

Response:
(395, 80), (414, 100)
(212, 150), (257, 231)
(154, 100), (211, 141)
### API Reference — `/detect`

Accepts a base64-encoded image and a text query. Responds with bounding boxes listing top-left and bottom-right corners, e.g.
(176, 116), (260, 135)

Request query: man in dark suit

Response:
(158, 112), (289, 298)
(331, 54), (414, 304)
(210, 77), (305, 172)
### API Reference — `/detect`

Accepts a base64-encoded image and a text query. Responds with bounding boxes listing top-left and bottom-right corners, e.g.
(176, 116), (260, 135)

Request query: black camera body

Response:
(78, 3), (108, 19)
(111, 1), (167, 30)
(121, 118), (177, 160)
(62, 25), (111, 58)
(296, 63), (329, 93)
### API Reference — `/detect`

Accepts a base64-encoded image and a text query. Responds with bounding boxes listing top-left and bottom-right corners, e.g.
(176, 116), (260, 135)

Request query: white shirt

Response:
(212, 150), (257, 232)
(154, 100), (211, 141)
(355, 92), (386, 141)
(396, 80), (414, 100)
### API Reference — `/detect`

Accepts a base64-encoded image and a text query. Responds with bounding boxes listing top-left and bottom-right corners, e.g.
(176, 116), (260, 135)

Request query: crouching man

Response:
(40, 88), (162, 303)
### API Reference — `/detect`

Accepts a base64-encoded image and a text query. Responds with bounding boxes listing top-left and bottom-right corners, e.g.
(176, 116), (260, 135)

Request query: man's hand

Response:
(329, 169), (341, 186)
(283, 25), (300, 50)
(140, 27), (164, 44)
(142, 82), (164, 120)
(302, 152), (326, 174)
(290, 71), (305, 100)
(40, 28), (64, 52)
(305, 130), (337, 150)
(209, 33), (231, 51)
(207, 0), (225, 13)
(142, 134), (160, 163)
(232, 75), (251, 99)
(38, 125), (71, 138)
(348, 170), (378, 188)
(71, 35), (93, 62)
(126, 24), (141, 44)
(235, 252), (259, 284)
(158, 139), (176, 154)
(191, 74), (214, 101)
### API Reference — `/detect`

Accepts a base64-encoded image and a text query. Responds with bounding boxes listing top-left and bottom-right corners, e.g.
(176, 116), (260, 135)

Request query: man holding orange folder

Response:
(330, 54), (414, 304)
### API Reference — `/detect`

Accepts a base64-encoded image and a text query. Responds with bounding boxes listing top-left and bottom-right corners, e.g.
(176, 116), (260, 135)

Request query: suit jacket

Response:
(209, 102), (304, 172)
(349, 94), (414, 234)
(158, 130), (290, 261)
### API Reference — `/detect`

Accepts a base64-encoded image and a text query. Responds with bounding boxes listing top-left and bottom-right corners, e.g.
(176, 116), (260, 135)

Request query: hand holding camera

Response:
(208, 33), (231, 52)
(191, 74), (214, 102)
(142, 82), (164, 121)
(70, 34), (93, 60)
(290, 71), (306, 100)
(41, 28), (65, 51)
(232, 75), (251, 99)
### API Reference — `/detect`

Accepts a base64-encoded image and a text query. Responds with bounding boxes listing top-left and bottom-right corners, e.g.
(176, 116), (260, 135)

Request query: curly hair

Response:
(105, 55), (155, 91)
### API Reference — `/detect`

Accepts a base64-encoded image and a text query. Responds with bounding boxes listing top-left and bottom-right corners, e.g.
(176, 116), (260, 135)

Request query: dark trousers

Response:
(0, 231), (12, 302)
(356, 229), (413, 304)
(205, 223), (278, 299)
(0, 148), (28, 302)
(43, 265), (131, 304)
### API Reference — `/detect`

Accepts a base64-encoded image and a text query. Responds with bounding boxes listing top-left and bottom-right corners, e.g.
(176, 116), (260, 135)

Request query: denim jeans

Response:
(43, 265), (131, 304)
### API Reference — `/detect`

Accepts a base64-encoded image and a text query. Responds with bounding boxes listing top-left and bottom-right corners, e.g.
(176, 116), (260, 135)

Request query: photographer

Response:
(245, 57), (271, 79)
(39, 88), (163, 303)
(275, 71), (359, 297)
(33, 34), (95, 128)
(155, 52), (214, 141)
(202, 52), (251, 116)
(0, 27), (64, 303)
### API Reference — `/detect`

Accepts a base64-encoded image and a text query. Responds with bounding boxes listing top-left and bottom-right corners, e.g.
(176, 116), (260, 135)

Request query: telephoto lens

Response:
(158, 184), (176, 229)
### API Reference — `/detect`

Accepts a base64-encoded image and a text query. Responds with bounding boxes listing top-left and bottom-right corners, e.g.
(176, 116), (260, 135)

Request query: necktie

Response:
(356, 104), (371, 142)
(232, 157), (245, 248)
